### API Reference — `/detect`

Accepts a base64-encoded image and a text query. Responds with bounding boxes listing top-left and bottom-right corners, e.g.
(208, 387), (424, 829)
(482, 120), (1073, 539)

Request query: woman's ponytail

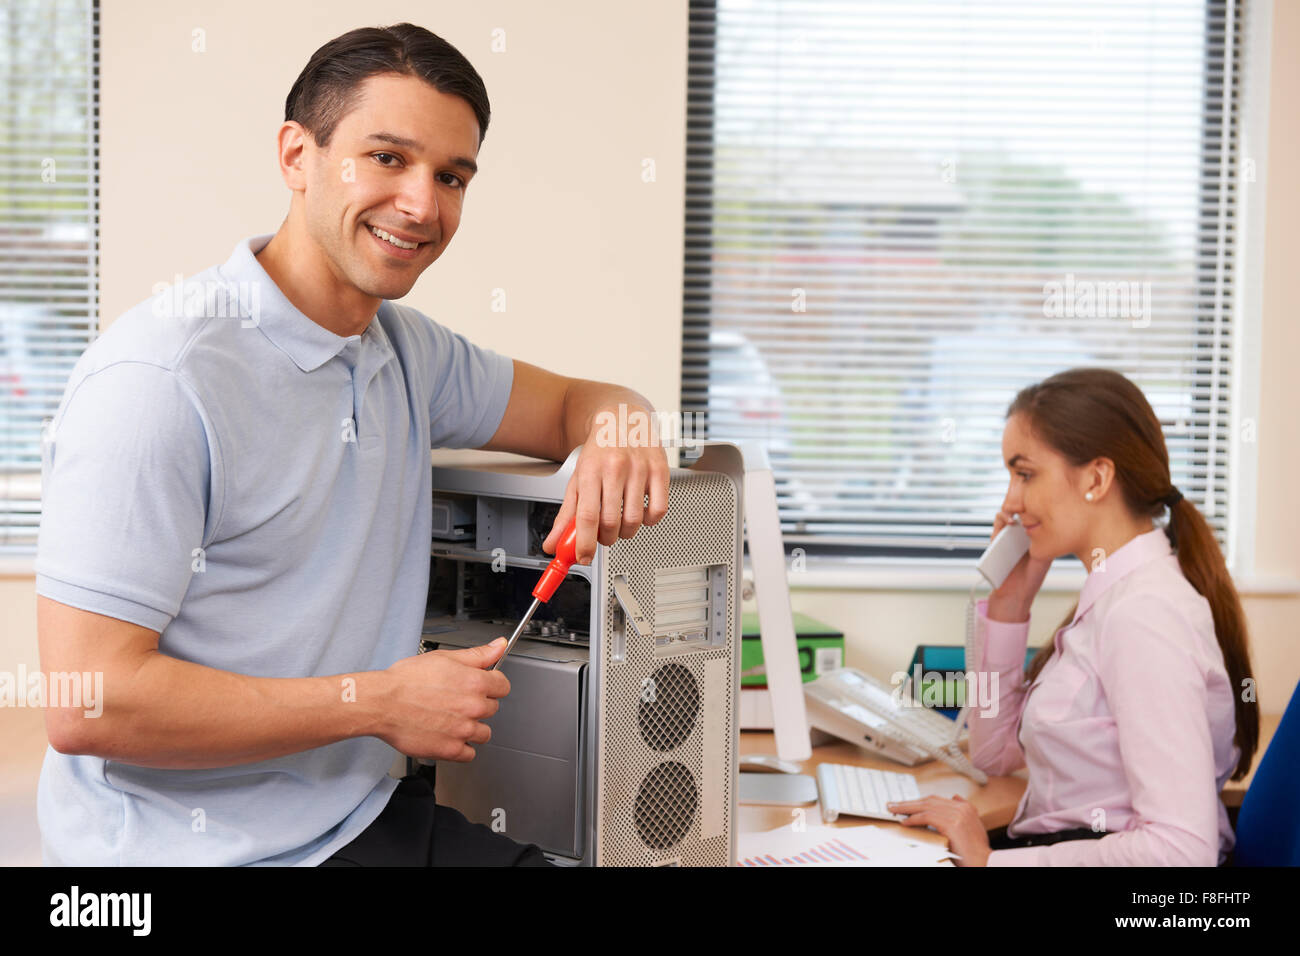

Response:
(1165, 496), (1258, 780)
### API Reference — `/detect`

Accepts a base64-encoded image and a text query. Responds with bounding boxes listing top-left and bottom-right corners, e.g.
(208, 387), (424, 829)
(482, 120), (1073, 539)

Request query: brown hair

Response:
(285, 24), (490, 149)
(1010, 368), (1257, 781)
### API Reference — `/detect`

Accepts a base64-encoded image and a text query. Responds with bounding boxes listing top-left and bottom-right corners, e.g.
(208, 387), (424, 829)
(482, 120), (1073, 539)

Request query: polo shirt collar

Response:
(1071, 526), (1171, 625)
(219, 234), (371, 373)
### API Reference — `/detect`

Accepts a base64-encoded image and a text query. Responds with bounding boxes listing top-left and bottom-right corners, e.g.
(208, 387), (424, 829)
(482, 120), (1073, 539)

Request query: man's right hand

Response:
(986, 510), (1052, 623)
(379, 638), (512, 762)
(36, 597), (514, 770)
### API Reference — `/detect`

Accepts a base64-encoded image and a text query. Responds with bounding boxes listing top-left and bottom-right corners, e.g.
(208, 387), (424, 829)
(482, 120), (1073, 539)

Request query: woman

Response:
(886, 368), (1258, 865)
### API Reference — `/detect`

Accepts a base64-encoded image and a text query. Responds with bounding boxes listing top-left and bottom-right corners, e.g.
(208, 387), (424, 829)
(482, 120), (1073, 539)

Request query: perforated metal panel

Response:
(635, 762), (698, 850)
(638, 663), (699, 751)
(595, 470), (738, 866)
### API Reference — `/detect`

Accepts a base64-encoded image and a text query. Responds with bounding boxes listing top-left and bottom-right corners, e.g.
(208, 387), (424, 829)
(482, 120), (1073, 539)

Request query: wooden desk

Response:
(739, 711), (1278, 848)
(738, 731), (1018, 852)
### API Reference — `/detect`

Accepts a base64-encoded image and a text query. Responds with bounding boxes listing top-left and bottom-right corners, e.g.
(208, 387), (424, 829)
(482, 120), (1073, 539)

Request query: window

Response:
(0, 0), (98, 555)
(683, 0), (1250, 561)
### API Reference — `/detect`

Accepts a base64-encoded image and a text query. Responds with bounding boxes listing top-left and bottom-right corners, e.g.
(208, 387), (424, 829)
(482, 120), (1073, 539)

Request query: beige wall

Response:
(1242, 0), (1300, 713)
(2, 0), (689, 662)
(3, 0), (1297, 719)
(96, 0), (687, 395)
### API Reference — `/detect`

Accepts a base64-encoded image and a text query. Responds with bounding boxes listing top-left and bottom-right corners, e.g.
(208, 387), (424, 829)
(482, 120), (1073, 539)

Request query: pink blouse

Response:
(969, 528), (1241, 866)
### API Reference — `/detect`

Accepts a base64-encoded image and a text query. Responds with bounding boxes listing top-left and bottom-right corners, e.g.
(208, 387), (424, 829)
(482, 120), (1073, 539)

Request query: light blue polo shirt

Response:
(34, 234), (514, 866)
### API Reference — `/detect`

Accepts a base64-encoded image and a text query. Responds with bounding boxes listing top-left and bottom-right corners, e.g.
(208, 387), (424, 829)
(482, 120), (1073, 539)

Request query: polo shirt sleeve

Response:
(35, 361), (216, 635)
(420, 317), (514, 450)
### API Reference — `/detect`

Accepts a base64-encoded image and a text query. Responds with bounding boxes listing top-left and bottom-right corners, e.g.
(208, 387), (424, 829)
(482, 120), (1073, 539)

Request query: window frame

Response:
(0, 0), (100, 567)
(681, 0), (1273, 590)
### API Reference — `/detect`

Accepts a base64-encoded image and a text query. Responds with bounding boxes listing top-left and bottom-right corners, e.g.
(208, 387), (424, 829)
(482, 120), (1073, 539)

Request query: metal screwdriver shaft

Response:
(494, 597), (541, 670)
(491, 517), (580, 671)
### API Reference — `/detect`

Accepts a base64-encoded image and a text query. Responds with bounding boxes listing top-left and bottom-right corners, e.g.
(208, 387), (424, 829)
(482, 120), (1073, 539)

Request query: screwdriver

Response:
(492, 516), (580, 671)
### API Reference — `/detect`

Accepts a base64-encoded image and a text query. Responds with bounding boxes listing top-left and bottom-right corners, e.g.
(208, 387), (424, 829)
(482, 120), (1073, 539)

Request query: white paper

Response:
(736, 823), (957, 867)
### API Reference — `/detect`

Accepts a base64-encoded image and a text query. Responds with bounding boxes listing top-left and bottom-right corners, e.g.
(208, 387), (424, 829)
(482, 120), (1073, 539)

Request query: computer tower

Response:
(415, 443), (743, 866)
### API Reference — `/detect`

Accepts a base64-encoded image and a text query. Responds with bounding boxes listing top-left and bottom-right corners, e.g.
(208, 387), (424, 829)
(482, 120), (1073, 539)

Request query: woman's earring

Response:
(1085, 492), (1094, 502)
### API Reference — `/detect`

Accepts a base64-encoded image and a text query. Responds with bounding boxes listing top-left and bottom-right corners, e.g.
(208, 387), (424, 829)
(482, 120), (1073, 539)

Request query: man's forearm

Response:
(559, 379), (655, 456)
(54, 650), (392, 770)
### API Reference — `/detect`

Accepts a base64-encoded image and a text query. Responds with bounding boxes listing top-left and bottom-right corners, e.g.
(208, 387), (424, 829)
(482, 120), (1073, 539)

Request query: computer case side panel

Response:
(593, 466), (740, 866)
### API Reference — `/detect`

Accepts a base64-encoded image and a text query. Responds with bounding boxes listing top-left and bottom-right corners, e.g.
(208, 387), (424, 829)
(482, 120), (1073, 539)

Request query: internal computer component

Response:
(424, 556), (592, 647)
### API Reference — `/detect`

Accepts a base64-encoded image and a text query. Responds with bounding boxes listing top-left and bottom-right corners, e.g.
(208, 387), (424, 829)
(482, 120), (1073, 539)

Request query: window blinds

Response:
(0, 0), (98, 555)
(683, 0), (1244, 555)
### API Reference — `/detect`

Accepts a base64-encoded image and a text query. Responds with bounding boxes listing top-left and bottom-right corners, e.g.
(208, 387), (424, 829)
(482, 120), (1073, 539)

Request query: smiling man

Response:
(33, 24), (667, 866)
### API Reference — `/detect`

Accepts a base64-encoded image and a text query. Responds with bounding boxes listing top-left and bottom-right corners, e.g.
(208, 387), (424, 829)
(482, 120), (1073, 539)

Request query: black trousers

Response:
(987, 825), (1108, 850)
(988, 824), (1234, 865)
(319, 771), (553, 867)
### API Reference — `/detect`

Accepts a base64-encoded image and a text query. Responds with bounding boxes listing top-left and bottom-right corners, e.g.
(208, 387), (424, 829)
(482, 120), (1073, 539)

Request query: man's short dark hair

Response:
(285, 23), (490, 148)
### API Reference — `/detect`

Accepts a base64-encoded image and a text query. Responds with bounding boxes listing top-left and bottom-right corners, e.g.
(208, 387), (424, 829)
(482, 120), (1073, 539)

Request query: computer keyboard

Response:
(816, 762), (921, 823)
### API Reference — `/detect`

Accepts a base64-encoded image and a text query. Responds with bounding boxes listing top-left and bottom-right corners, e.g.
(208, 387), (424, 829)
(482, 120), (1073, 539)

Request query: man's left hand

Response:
(542, 408), (670, 565)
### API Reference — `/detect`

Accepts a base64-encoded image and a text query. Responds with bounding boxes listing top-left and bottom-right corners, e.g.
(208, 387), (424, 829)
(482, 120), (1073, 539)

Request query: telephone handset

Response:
(976, 519), (1032, 590)
(954, 516), (1031, 752)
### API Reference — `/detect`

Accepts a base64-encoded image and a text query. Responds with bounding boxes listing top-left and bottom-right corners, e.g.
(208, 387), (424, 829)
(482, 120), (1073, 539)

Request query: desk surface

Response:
(738, 712), (1278, 850)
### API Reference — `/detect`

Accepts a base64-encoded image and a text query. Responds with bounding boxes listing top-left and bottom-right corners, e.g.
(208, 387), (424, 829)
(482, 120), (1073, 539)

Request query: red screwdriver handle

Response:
(533, 517), (579, 602)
